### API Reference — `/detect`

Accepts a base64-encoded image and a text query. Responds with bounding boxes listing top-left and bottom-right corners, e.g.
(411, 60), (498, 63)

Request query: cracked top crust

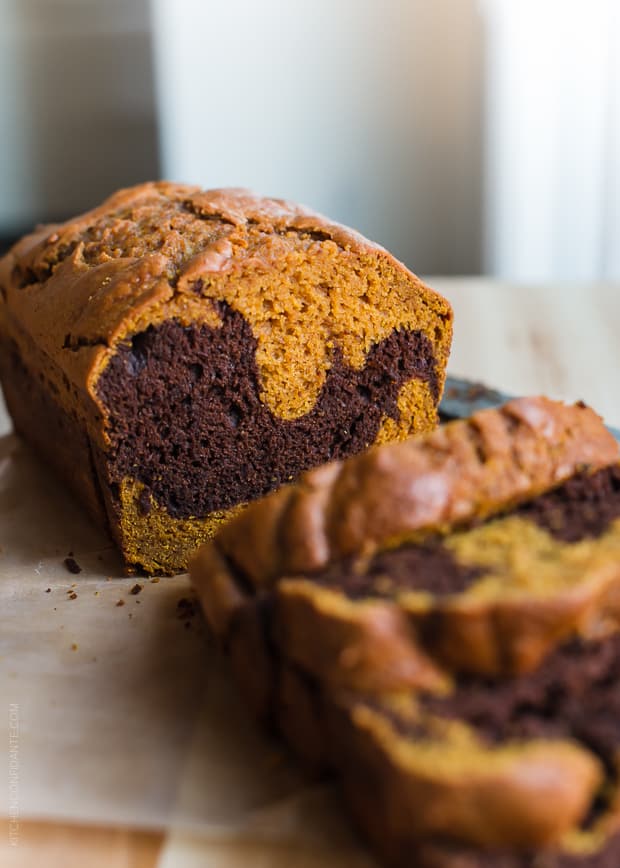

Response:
(0, 181), (452, 437)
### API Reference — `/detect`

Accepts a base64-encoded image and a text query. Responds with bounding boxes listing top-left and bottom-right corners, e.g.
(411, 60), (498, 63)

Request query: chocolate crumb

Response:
(137, 487), (151, 516)
(176, 596), (199, 620)
(98, 311), (439, 522)
(64, 557), (82, 574)
(45, 588), (51, 593)
(129, 583), (143, 595)
(116, 599), (125, 607)
(68, 592), (77, 600)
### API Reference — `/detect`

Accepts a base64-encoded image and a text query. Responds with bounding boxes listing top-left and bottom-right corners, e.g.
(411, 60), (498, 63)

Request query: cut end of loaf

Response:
(0, 182), (453, 574)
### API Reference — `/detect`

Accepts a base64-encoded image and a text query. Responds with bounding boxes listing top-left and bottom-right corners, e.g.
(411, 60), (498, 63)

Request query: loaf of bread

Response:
(0, 181), (452, 573)
(190, 396), (620, 867)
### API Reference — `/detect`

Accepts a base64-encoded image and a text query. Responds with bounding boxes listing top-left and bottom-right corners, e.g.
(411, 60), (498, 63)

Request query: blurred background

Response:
(0, 0), (618, 281)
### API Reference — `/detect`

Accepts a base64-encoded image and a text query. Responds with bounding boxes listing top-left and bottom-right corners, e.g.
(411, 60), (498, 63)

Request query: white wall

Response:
(483, 0), (620, 281)
(0, 0), (158, 233)
(151, 0), (485, 275)
(2, 0), (618, 281)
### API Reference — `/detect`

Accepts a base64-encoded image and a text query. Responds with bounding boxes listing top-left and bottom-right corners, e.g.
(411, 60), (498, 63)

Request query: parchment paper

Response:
(0, 399), (373, 863)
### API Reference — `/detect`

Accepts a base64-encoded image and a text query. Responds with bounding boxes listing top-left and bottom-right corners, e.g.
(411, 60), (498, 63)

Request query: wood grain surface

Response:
(0, 820), (163, 868)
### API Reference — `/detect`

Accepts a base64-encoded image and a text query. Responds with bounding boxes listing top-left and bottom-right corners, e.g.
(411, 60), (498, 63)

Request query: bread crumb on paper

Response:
(63, 556), (82, 575)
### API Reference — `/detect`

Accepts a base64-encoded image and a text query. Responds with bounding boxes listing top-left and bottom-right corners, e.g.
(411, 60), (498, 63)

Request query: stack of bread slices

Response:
(192, 396), (620, 867)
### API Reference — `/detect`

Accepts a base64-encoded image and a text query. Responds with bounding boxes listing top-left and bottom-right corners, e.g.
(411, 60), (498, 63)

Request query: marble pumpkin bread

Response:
(0, 181), (452, 573)
(191, 396), (620, 866)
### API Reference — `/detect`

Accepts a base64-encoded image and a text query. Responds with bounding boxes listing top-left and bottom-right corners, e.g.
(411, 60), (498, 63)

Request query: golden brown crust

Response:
(272, 579), (449, 693)
(211, 397), (619, 587)
(190, 544), (247, 639)
(0, 181), (451, 430)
